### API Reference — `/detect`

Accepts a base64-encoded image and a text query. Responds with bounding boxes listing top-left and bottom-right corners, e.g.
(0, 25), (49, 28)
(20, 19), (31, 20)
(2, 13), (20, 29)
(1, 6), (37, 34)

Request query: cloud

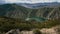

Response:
(5, 0), (59, 3)
(0, 0), (5, 3)
(0, 0), (6, 4)
(0, 0), (60, 4)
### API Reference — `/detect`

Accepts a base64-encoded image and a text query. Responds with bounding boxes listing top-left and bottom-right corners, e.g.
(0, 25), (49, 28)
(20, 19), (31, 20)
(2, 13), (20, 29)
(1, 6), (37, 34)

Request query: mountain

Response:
(0, 4), (32, 20)
(16, 2), (60, 8)
(0, 3), (60, 22)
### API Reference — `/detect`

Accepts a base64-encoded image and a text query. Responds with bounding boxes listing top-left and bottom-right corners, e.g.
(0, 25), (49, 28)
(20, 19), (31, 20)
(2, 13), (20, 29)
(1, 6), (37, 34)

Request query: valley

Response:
(0, 3), (60, 34)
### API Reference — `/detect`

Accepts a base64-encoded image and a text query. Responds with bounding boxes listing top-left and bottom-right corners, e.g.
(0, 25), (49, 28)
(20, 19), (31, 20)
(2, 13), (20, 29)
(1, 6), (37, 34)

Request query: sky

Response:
(0, 0), (60, 4)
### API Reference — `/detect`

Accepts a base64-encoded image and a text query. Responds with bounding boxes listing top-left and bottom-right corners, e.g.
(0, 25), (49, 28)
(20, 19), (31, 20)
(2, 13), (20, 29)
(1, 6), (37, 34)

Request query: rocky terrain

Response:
(5, 25), (60, 34)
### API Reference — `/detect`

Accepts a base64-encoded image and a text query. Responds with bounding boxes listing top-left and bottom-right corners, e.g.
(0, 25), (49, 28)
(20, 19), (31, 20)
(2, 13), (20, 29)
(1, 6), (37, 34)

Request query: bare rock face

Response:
(6, 29), (20, 34)
(40, 25), (60, 34)
(5, 25), (60, 34)
(40, 28), (57, 34)
(6, 29), (34, 34)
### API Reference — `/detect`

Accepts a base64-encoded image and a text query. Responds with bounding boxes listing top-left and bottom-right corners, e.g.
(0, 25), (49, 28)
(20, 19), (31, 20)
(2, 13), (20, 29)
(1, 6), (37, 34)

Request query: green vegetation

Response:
(0, 16), (60, 32)
(33, 29), (42, 34)
(0, 4), (60, 20)
(0, 4), (60, 33)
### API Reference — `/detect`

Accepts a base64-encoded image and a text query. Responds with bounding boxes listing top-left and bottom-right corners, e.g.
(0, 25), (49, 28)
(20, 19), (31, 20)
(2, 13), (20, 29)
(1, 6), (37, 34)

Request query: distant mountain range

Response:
(16, 2), (60, 8)
(0, 2), (60, 8)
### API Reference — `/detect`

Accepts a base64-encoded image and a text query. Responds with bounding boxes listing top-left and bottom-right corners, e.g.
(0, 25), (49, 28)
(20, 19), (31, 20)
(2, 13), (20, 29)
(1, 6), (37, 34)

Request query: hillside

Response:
(0, 16), (60, 33)
(0, 4), (60, 22)
(0, 3), (60, 34)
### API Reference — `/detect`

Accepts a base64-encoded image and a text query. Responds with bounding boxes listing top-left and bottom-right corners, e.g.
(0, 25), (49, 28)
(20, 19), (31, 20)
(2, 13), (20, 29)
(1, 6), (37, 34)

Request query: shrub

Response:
(33, 29), (42, 34)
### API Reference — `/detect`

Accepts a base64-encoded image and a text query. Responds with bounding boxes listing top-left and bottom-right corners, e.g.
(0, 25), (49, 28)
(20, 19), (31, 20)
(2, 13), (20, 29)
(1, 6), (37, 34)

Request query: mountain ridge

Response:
(16, 2), (60, 8)
(0, 2), (60, 8)
(0, 4), (60, 22)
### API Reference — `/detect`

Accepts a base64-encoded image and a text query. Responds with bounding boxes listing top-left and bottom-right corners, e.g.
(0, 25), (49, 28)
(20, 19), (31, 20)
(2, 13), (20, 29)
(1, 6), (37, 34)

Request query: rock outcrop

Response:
(6, 25), (60, 34)
(40, 25), (60, 34)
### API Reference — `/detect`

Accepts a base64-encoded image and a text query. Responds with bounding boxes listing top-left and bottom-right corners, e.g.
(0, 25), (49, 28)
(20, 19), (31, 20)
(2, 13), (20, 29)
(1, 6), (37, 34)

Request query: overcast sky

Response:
(0, 0), (60, 4)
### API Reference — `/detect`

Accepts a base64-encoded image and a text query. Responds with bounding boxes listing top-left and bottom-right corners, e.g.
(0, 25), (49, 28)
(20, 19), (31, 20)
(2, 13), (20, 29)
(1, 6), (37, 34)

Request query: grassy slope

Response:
(0, 16), (60, 32)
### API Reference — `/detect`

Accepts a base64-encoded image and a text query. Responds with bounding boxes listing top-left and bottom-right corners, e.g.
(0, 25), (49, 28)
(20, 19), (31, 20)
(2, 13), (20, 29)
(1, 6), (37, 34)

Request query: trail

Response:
(47, 7), (58, 19)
